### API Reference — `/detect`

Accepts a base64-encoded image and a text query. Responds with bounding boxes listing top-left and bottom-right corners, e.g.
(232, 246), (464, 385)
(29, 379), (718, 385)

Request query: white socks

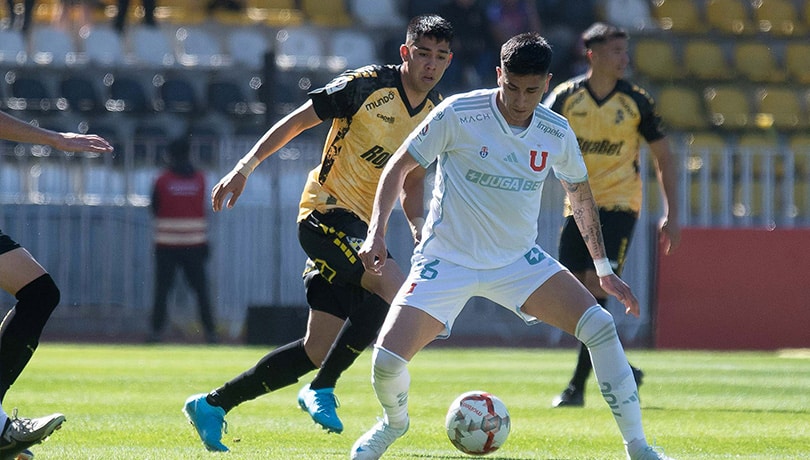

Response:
(575, 305), (647, 447)
(371, 346), (410, 429)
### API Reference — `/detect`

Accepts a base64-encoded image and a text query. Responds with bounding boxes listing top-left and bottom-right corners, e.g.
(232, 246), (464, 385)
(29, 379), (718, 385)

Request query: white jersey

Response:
(406, 88), (587, 269)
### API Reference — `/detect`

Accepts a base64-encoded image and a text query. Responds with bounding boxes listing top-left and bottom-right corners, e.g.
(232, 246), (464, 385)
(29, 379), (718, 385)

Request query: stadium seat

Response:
(158, 77), (199, 113)
(227, 28), (270, 70)
(175, 26), (230, 68)
(207, 79), (257, 117)
(683, 40), (734, 81)
(704, 85), (752, 130)
(733, 42), (786, 83)
(130, 26), (176, 67)
(81, 26), (126, 67)
(60, 74), (103, 113)
(632, 38), (682, 81)
(329, 29), (379, 70)
(754, 86), (807, 131)
(752, 0), (804, 36)
(649, 0), (706, 33)
(274, 27), (326, 70)
(785, 42), (810, 84)
(657, 85), (707, 130)
(705, 0), (754, 35)
(8, 74), (59, 113)
(105, 75), (152, 113)
(684, 131), (731, 220)
(30, 25), (79, 67)
(301, 0), (352, 27)
(153, 0), (205, 24)
(349, 0), (405, 29)
(245, 0), (304, 27)
(0, 29), (27, 65)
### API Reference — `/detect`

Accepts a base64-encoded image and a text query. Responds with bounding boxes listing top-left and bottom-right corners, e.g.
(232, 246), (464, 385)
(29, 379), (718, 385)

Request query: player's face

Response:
(401, 36), (453, 94)
(495, 67), (550, 127)
(590, 37), (629, 80)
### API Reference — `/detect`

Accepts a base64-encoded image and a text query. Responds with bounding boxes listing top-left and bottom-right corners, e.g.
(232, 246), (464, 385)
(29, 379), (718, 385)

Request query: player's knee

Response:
(16, 274), (60, 315)
(372, 346), (407, 380)
(574, 305), (618, 349)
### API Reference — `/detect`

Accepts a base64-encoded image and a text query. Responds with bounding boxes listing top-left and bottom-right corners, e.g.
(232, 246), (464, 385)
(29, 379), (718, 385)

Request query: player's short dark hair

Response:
(167, 136), (190, 162)
(500, 32), (552, 75)
(582, 22), (629, 49)
(406, 14), (454, 46)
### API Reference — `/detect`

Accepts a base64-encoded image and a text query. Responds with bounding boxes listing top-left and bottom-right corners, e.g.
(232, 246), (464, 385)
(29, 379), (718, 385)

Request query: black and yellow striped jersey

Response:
(297, 64), (442, 223)
(544, 76), (666, 215)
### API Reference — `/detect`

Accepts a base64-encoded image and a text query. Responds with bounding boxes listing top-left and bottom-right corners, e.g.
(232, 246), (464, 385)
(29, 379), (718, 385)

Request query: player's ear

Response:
(400, 44), (410, 62)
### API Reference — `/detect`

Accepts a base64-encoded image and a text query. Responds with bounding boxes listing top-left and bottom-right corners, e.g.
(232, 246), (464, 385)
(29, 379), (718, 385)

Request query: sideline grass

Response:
(7, 343), (809, 459)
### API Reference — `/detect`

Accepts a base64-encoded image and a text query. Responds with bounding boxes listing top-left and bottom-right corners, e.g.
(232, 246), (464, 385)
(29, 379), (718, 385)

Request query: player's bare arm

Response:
(561, 178), (640, 317)
(359, 148), (421, 274)
(0, 111), (113, 154)
(649, 137), (682, 255)
(400, 166), (426, 245)
(212, 100), (323, 211)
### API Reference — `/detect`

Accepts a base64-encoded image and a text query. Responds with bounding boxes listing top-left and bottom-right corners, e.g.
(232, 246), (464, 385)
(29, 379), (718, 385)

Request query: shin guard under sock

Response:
(310, 294), (389, 390)
(575, 305), (645, 445)
(569, 298), (606, 390)
(371, 346), (409, 429)
(208, 338), (316, 412)
(0, 274), (60, 401)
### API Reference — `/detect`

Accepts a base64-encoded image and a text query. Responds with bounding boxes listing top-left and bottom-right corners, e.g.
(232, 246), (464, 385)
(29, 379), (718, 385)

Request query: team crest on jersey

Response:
(479, 146), (489, 158)
(529, 150), (548, 171)
(615, 109), (625, 124)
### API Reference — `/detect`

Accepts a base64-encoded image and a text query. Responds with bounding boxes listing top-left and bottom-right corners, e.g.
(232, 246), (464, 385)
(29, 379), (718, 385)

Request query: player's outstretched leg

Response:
(297, 384), (343, 433)
(0, 411), (65, 460)
(182, 394), (229, 452)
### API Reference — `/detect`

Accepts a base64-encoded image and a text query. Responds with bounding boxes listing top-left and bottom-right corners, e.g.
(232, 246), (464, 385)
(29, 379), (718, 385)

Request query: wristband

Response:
(236, 156), (260, 178)
(593, 258), (614, 277)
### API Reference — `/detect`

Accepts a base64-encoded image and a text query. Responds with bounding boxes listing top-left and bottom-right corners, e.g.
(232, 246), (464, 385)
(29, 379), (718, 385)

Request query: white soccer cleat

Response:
(628, 444), (675, 460)
(0, 411), (65, 460)
(350, 419), (408, 460)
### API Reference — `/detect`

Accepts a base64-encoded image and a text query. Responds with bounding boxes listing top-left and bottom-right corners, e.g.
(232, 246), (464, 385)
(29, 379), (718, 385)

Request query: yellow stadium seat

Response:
(632, 38), (682, 81)
(300, 0), (352, 28)
(786, 42), (810, 84)
(705, 0), (755, 35)
(704, 85), (752, 129)
(683, 40), (734, 81)
(752, 0), (805, 36)
(754, 86), (807, 131)
(657, 85), (707, 130)
(153, 0), (206, 25)
(650, 0), (707, 33)
(245, 0), (303, 27)
(733, 42), (786, 83)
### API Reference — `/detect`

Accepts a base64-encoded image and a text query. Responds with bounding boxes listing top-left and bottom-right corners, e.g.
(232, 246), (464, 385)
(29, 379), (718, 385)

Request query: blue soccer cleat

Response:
(297, 384), (343, 433)
(182, 394), (229, 452)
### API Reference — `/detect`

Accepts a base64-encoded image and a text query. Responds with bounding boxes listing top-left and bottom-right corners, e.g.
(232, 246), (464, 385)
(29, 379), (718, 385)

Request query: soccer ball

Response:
(445, 391), (510, 456)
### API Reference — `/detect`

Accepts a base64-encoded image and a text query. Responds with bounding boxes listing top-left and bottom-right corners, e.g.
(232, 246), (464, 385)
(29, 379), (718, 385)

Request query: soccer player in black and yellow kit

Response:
(182, 15), (453, 452)
(543, 22), (681, 407)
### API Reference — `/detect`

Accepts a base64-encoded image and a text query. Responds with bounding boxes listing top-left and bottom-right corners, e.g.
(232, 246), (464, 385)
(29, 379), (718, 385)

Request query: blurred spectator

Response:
(486, 0), (541, 47)
(5, 0), (34, 34)
(149, 137), (218, 344)
(536, 0), (598, 86)
(438, 0), (497, 94)
(114, 0), (155, 33)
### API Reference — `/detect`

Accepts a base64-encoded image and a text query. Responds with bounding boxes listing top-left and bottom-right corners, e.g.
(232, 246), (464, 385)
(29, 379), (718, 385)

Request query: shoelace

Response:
(363, 419), (405, 450)
(312, 392), (340, 412)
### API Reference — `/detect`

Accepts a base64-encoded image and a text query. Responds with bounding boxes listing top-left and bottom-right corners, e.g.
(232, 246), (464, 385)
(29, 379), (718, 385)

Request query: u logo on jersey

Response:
(529, 150), (548, 171)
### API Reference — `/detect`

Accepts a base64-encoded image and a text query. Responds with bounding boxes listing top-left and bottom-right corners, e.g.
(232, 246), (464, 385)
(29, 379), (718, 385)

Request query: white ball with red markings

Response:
(445, 390), (511, 456)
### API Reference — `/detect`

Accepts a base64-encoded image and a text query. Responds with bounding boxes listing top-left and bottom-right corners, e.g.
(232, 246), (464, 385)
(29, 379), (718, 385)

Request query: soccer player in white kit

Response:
(353, 33), (674, 460)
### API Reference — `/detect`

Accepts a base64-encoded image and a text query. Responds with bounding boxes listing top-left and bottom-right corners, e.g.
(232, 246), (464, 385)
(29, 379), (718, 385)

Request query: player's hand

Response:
(55, 132), (114, 154)
(358, 234), (387, 275)
(599, 274), (640, 318)
(211, 171), (247, 212)
(659, 217), (681, 255)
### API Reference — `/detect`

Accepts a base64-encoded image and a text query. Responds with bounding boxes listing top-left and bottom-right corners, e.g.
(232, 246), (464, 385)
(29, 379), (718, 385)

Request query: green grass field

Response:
(7, 343), (809, 459)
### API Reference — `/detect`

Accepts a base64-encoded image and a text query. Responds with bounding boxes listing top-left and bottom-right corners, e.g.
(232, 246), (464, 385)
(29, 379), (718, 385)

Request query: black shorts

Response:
(558, 209), (637, 276)
(298, 208), (391, 287)
(303, 265), (370, 319)
(0, 229), (21, 256)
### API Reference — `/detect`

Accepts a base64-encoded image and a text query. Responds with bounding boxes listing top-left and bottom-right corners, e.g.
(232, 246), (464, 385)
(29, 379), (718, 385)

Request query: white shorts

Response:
(393, 245), (566, 338)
